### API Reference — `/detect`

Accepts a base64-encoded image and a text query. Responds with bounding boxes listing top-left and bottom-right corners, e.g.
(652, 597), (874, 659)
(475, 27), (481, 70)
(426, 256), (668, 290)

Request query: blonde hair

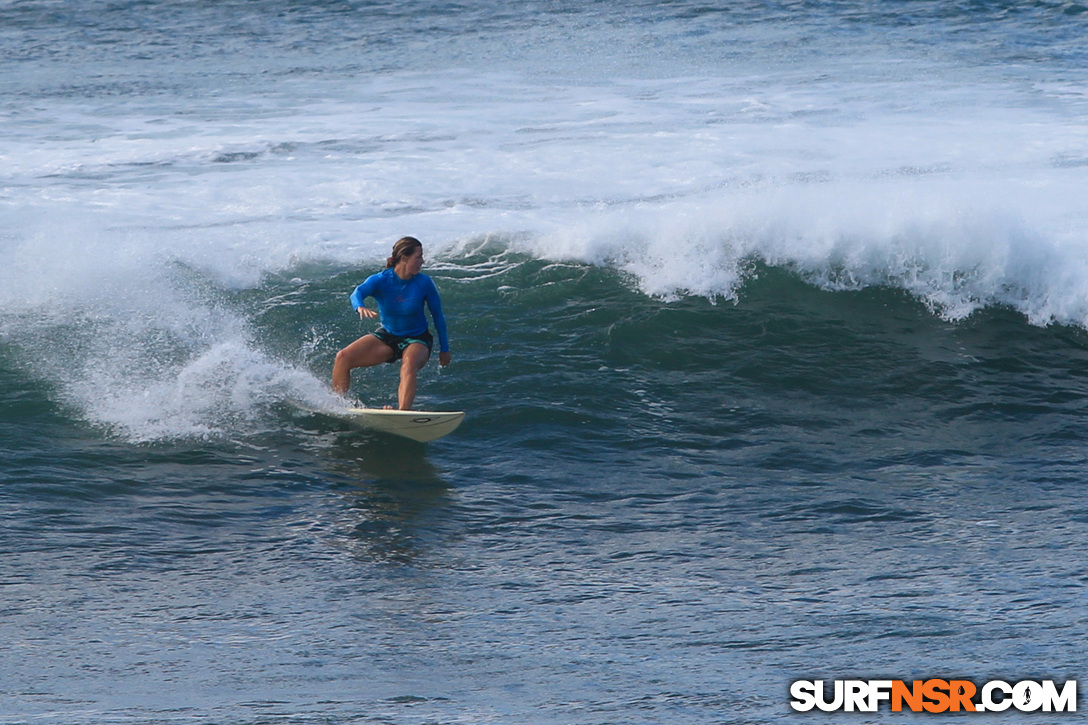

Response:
(386, 236), (422, 269)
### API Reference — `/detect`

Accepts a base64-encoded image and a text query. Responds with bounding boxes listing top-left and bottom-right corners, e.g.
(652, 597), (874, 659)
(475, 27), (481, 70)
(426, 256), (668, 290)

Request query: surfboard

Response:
(338, 407), (465, 442)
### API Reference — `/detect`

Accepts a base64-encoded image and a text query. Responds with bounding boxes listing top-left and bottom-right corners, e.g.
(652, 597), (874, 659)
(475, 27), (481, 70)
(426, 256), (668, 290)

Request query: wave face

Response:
(3, 3), (1088, 724)
(6, 240), (1088, 723)
(3, 0), (1088, 440)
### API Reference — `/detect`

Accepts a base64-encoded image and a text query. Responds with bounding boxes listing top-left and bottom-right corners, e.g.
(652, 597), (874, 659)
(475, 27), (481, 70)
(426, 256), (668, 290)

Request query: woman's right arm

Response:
(349, 275), (380, 318)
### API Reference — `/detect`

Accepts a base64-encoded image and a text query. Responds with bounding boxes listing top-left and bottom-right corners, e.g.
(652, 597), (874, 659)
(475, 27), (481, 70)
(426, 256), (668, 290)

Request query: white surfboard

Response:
(340, 407), (465, 442)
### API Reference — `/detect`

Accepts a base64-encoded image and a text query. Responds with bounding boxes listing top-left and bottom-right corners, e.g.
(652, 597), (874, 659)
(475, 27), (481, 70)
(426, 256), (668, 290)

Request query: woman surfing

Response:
(332, 236), (451, 410)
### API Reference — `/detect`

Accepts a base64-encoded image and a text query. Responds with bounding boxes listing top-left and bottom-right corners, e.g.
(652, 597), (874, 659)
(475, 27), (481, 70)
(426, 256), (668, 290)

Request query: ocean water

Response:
(3, 1), (1088, 722)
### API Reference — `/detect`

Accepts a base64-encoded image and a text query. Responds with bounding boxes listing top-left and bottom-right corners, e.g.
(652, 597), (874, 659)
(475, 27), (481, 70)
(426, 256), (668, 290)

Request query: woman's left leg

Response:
(396, 343), (431, 410)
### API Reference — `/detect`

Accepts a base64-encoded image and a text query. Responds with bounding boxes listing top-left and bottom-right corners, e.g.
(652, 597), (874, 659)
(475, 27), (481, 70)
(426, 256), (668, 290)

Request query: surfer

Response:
(332, 236), (451, 410)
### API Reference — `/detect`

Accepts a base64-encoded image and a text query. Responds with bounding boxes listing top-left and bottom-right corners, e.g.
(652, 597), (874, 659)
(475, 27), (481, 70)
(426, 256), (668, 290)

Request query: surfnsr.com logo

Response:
(790, 679), (1077, 713)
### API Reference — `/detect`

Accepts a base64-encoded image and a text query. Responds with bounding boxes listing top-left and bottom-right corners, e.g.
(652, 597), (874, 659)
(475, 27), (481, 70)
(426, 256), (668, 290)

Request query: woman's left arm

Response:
(424, 278), (451, 366)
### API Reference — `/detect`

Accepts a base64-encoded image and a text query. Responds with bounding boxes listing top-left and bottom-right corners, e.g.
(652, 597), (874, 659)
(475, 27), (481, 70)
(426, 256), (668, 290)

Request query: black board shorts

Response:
(372, 327), (433, 362)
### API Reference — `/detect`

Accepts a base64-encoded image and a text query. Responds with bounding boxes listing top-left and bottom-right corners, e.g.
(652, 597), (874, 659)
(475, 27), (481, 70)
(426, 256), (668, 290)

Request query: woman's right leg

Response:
(332, 334), (395, 394)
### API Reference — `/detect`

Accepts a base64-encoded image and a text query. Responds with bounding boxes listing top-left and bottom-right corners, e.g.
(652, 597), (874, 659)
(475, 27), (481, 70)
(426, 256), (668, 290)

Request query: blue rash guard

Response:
(349, 268), (450, 353)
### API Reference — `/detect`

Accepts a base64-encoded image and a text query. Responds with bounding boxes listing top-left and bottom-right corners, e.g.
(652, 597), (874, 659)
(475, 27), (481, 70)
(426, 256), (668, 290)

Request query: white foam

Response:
(73, 339), (339, 443)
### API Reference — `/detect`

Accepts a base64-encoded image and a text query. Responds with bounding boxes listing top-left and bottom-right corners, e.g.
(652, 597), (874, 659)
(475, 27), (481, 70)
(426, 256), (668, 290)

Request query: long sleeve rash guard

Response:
(349, 268), (450, 353)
